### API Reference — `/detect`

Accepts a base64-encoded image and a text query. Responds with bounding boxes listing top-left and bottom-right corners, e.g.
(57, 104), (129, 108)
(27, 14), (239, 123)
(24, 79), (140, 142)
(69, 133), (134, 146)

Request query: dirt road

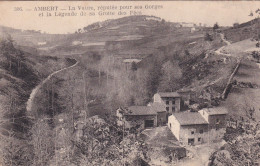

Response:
(26, 60), (79, 112)
(215, 33), (232, 56)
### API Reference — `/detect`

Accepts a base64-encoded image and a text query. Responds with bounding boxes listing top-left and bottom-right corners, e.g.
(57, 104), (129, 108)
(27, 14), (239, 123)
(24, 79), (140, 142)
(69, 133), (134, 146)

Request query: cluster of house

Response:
(116, 92), (228, 145)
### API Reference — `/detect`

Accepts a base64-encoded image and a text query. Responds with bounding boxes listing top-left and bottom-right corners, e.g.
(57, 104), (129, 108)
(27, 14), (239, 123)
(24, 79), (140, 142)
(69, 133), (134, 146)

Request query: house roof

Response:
(201, 107), (228, 115)
(157, 92), (181, 98)
(124, 106), (157, 116)
(123, 59), (142, 63)
(173, 112), (208, 125)
(149, 103), (166, 113)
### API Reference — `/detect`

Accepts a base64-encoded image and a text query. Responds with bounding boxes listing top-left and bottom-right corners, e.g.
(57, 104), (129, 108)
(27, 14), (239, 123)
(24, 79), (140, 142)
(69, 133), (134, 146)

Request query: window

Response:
(198, 138), (201, 142)
(199, 129), (203, 134)
(166, 107), (169, 112)
(172, 107), (176, 112)
(188, 138), (195, 145)
(166, 100), (169, 105)
(170, 123), (172, 128)
(191, 131), (194, 134)
(172, 100), (176, 104)
(145, 120), (154, 128)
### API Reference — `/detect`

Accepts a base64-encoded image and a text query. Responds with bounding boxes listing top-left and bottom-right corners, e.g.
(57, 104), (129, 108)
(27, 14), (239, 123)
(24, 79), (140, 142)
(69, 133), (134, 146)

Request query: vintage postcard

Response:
(0, 1), (260, 166)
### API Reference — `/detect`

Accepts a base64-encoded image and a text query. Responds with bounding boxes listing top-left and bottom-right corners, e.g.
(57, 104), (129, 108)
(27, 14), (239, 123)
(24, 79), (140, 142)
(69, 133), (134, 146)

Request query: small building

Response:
(168, 112), (208, 145)
(199, 107), (228, 140)
(148, 102), (167, 126)
(180, 22), (196, 28)
(177, 89), (192, 106)
(190, 27), (196, 33)
(153, 92), (181, 115)
(168, 107), (228, 145)
(123, 58), (142, 71)
(116, 103), (168, 129)
(116, 106), (158, 129)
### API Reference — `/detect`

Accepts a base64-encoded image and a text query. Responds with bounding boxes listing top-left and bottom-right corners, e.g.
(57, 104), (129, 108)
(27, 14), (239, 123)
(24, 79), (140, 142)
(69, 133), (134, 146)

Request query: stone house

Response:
(198, 107), (228, 140)
(116, 106), (158, 129)
(116, 91), (189, 129)
(148, 102), (167, 126)
(153, 92), (181, 115)
(168, 107), (228, 145)
(168, 112), (209, 145)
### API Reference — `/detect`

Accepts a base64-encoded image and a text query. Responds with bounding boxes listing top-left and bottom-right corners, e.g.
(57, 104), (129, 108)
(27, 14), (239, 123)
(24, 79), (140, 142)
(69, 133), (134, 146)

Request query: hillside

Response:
(0, 33), (76, 165)
(0, 15), (252, 165)
(223, 18), (260, 42)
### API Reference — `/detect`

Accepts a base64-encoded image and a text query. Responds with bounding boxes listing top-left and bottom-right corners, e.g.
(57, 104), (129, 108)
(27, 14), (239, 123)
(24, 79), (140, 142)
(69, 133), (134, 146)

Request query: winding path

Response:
(26, 60), (79, 112)
(215, 33), (231, 56)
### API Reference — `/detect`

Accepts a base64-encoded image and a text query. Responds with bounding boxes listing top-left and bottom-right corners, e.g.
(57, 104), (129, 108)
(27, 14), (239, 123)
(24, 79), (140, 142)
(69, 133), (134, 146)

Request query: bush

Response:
(213, 23), (219, 31)
(205, 33), (213, 41)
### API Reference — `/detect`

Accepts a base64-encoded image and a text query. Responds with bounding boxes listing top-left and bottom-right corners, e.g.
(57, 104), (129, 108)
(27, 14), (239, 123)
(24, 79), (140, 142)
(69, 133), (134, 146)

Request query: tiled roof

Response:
(124, 106), (157, 115)
(157, 92), (181, 98)
(202, 107), (228, 115)
(149, 102), (166, 113)
(173, 112), (208, 125)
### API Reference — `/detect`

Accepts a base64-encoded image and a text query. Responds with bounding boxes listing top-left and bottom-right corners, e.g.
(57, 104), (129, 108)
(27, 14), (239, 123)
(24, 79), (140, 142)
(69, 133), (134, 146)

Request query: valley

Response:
(0, 15), (260, 166)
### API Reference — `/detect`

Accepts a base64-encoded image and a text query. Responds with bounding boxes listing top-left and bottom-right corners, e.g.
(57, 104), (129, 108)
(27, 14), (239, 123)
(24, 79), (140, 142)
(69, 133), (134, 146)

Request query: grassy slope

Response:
(0, 37), (74, 136)
(221, 59), (260, 120)
(223, 18), (260, 43)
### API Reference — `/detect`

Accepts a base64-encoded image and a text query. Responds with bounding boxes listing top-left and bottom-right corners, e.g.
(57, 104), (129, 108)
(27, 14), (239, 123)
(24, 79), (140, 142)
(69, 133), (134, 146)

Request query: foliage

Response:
(158, 60), (182, 92)
(251, 51), (260, 62)
(30, 118), (55, 166)
(71, 116), (148, 166)
(212, 119), (260, 166)
(233, 22), (239, 28)
(213, 22), (219, 31)
(205, 33), (213, 41)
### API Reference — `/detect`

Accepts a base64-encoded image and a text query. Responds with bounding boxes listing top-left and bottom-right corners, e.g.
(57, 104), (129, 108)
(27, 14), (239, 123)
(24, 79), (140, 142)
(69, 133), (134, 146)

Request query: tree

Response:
(159, 60), (182, 92)
(131, 62), (138, 71)
(205, 33), (213, 41)
(146, 61), (162, 102)
(71, 116), (148, 166)
(30, 118), (54, 166)
(233, 22), (239, 28)
(213, 22), (219, 31)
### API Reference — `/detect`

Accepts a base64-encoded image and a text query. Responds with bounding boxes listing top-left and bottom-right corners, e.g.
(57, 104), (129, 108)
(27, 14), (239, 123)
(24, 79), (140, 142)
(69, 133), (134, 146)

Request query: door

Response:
(188, 138), (195, 145)
(144, 120), (154, 128)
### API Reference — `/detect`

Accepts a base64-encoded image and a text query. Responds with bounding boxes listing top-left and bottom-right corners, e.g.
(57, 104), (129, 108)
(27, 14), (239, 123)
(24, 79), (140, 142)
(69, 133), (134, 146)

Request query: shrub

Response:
(205, 33), (213, 41)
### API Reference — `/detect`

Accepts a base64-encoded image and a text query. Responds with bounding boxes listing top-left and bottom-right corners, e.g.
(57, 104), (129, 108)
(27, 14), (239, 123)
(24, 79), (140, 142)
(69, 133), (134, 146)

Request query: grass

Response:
(221, 59), (260, 120)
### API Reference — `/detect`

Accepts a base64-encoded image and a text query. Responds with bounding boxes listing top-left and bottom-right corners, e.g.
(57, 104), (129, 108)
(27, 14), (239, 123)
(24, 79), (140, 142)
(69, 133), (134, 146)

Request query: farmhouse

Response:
(168, 112), (208, 145)
(168, 107), (228, 145)
(116, 92), (185, 129)
(116, 106), (158, 129)
(153, 92), (181, 114)
(116, 102), (169, 129)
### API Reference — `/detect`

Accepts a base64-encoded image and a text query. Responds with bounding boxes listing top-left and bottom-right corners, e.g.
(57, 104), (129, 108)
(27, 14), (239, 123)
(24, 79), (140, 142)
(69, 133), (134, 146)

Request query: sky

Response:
(0, 1), (259, 34)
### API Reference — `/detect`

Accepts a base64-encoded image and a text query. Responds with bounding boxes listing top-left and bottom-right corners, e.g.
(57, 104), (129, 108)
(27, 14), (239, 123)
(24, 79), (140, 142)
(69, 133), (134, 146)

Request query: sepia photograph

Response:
(0, 1), (260, 165)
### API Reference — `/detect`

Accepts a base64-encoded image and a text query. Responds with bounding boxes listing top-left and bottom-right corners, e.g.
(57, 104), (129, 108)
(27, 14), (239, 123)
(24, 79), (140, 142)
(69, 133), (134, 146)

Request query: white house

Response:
(168, 112), (208, 145)
(168, 107), (228, 145)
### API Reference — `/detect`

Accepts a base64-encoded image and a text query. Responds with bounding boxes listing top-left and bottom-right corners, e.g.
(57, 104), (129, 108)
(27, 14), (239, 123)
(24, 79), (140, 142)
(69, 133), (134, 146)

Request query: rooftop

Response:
(173, 112), (208, 125)
(157, 92), (181, 98)
(123, 59), (142, 63)
(201, 107), (228, 115)
(123, 106), (157, 116)
(149, 102), (166, 113)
